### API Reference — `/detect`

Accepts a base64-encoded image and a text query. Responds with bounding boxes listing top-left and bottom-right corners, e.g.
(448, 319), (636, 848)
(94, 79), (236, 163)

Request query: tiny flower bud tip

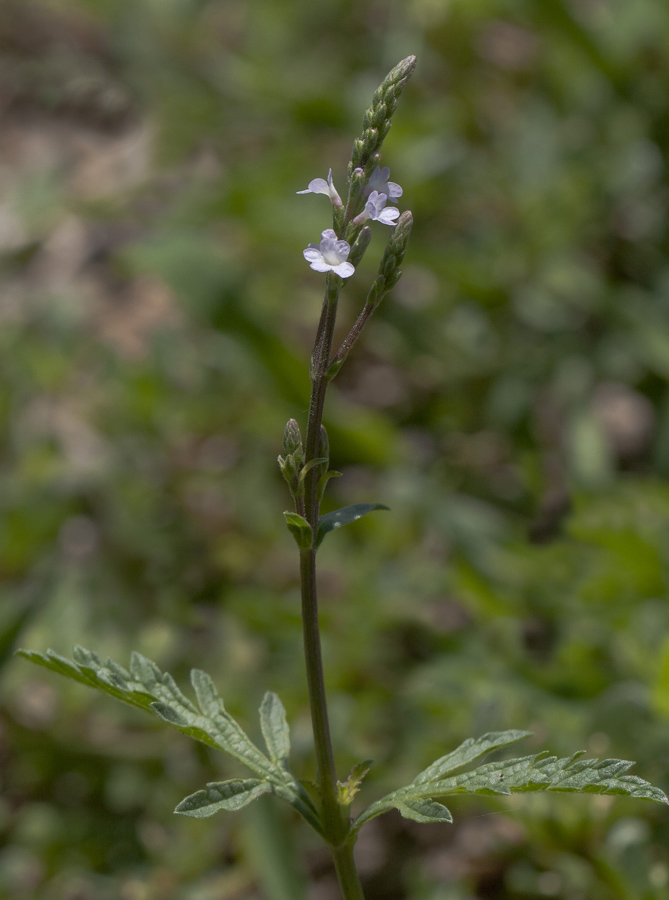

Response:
(283, 418), (303, 456)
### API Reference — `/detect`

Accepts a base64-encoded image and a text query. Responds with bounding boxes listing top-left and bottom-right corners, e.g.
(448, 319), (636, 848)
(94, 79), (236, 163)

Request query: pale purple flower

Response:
(363, 166), (402, 203)
(296, 168), (343, 208)
(352, 191), (400, 226)
(303, 230), (355, 278)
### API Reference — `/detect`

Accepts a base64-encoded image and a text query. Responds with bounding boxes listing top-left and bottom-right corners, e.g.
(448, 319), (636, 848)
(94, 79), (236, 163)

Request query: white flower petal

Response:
(363, 166), (403, 204)
(377, 208), (399, 224)
(309, 258), (333, 272)
(333, 240), (351, 259)
(333, 261), (355, 278)
(299, 178), (329, 195)
(387, 181), (403, 201)
(326, 169), (342, 203)
(321, 229), (337, 241)
(303, 248), (323, 262)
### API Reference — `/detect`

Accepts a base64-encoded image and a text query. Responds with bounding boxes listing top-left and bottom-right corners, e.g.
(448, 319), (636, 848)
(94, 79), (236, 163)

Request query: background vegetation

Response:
(1, 0), (669, 897)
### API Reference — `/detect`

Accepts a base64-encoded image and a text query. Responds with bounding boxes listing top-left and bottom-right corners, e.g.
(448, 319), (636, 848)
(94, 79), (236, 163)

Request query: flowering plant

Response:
(19, 56), (667, 900)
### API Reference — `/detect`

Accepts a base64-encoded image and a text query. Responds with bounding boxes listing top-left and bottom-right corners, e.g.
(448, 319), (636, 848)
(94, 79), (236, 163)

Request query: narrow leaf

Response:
(191, 668), (225, 718)
(17, 648), (158, 713)
(297, 458), (328, 487)
(397, 798), (453, 824)
(412, 730), (532, 785)
(260, 692), (291, 765)
(175, 779), (272, 818)
(316, 503), (389, 548)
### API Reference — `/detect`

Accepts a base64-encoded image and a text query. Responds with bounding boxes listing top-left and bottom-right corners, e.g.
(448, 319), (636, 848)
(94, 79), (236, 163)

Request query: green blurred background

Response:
(1, 0), (669, 897)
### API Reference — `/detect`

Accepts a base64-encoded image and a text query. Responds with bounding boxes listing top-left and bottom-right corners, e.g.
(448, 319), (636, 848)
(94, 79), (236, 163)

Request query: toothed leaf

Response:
(175, 779), (272, 818)
(17, 647), (323, 835)
(397, 798), (453, 824)
(355, 747), (668, 832)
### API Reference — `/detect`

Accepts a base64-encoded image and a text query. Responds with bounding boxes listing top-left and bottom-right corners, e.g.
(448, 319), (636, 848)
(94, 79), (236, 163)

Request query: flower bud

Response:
(283, 418), (304, 461)
(351, 57), (416, 171)
(379, 210), (413, 283)
(278, 454), (299, 494)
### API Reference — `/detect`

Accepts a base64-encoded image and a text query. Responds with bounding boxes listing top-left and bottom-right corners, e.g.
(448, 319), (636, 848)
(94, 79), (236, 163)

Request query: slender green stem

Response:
(304, 275), (339, 523)
(332, 840), (366, 900)
(301, 276), (342, 831)
(299, 547), (344, 843)
(331, 299), (378, 369)
(298, 272), (367, 898)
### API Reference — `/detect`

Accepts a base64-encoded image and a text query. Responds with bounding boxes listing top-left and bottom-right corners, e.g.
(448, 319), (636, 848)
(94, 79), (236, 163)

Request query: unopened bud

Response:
(348, 226), (372, 269)
(379, 210), (412, 286)
(351, 57), (417, 171)
(283, 418), (303, 459)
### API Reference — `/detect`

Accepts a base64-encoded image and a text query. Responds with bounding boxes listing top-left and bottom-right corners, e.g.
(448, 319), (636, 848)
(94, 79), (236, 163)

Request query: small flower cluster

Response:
(298, 165), (403, 278)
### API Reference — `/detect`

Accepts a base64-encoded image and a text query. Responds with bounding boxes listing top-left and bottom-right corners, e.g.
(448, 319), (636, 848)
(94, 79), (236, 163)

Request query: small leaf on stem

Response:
(283, 511), (314, 550)
(338, 759), (374, 807)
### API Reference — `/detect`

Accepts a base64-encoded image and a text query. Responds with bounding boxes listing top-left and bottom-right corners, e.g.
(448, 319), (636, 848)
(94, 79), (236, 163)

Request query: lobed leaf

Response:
(315, 503), (389, 548)
(17, 646), (324, 834)
(422, 752), (669, 803)
(175, 779), (272, 818)
(355, 747), (668, 832)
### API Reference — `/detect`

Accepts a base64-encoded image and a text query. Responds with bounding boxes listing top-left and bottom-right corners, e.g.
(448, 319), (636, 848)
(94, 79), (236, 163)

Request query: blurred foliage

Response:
(1, 0), (669, 897)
